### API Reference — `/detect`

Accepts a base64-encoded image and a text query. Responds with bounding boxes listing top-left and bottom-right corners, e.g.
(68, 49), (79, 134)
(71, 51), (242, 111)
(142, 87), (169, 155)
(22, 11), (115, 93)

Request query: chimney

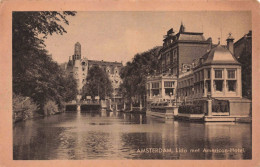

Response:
(226, 33), (234, 54)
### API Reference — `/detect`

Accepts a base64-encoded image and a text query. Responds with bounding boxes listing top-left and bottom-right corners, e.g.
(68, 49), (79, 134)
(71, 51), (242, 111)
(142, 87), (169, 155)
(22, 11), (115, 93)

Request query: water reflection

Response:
(13, 111), (251, 160)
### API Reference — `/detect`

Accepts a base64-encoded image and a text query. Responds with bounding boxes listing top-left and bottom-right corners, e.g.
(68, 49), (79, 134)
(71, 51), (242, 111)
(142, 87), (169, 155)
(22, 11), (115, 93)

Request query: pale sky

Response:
(44, 11), (251, 64)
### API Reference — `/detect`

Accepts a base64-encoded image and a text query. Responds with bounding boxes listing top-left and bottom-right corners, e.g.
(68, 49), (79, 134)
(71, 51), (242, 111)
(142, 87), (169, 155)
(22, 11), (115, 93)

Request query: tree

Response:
(12, 11), (77, 114)
(238, 48), (252, 99)
(82, 66), (113, 100)
(13, 11), (76, 83)
(62, 73), (78, 102)
(119, 46), (161, 106)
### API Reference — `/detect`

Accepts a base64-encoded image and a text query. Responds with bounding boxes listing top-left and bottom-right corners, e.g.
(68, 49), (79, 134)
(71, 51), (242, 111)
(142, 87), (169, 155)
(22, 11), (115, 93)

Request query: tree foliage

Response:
(43, 100), (59, 116)
(13, 94), (39, 122)
(12, 11), (77, 114)
(237, 45), (252, 99)
(82, 66), (113, 100)
(119, 46), (161, 104)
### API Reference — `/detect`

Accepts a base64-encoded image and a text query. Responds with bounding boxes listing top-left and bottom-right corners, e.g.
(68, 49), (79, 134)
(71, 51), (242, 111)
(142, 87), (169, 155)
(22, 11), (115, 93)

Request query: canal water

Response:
(13, 111), (252, 160)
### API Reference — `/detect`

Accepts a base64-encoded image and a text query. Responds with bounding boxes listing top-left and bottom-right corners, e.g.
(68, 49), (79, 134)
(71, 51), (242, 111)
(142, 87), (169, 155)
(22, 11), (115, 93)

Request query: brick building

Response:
(147, 23), (212, 104)
(159, 23), (212, 76)
(66, 42), (123, 105)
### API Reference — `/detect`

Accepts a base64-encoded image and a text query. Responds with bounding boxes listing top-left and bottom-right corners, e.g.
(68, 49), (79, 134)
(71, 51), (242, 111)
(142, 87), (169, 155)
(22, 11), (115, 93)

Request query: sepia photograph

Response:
(11, 11), (253, 160)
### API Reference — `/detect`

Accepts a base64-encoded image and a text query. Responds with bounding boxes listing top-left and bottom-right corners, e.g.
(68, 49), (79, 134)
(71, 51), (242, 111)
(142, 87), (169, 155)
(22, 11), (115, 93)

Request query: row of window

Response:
(164, 81), (175, 88)
(193, 69), (236, 83)
(148, 88), (175, 97)
(214, 80), (237, 92)
(148, 81), (175, 90)
(206, 69), (236, 79)
(214, 69), (236, 79)
(161, 50), (177, 69)
(179, 78), (194, 88)
(178, 79), (237, 98)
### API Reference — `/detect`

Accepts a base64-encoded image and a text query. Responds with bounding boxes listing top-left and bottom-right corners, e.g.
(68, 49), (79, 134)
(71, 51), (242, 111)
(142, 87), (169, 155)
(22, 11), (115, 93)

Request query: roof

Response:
(234, 30), (252, 46)
(88, 60), (123, 66)
(177, 32), (206, 41)
(202, 45), (240, 65)
(163, 24), (207, 43)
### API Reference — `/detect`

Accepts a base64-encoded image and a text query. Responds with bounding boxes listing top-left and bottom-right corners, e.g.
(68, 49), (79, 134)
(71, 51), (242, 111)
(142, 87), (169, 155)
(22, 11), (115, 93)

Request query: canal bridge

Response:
(65, 101), (102, 111)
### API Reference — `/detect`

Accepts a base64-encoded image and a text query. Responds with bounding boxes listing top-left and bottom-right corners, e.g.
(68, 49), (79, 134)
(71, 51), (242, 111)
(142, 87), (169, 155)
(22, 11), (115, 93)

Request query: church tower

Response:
(72, 42), (81, 62)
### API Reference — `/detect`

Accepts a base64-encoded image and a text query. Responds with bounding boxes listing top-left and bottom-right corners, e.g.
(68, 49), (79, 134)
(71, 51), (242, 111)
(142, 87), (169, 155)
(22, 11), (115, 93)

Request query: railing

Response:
(81, 100), (100, 104)
(66, 100), (100, 105)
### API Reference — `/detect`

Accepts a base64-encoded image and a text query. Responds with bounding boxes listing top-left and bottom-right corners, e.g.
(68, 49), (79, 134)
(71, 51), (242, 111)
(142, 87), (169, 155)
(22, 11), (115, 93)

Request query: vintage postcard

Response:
(0, 0), (259, 166)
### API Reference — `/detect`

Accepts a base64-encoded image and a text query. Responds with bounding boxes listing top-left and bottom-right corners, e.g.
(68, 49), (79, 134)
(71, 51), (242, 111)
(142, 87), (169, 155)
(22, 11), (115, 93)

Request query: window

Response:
(173, 50), (177, 62)
(206, 80), (211, 92)
(162, 61), (165, 71)
(152, 82), (160, 89)
(165, 88), (174, 96)
(228, 70), (236, 79)
(151, 82), (160, 96)
(164, 81), (174, 87)
(152, 89), (159, 96)
(215, 70), (223, 78)
(215, 80), (223, 92)
(207, 69), (211, 79)
(166, 53), (171, 65)
(227, 80), (236, 91)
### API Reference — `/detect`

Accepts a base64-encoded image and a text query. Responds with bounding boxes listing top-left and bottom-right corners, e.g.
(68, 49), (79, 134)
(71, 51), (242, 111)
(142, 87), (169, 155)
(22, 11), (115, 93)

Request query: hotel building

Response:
(146, 24), (211, 105)
(146, 24), (251, 119)
(66, 42), (123, 108)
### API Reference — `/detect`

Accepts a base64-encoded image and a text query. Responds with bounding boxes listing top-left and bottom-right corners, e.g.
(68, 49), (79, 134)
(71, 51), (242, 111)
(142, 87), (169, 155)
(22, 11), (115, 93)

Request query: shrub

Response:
(178, 105), (203, 114)
(13, 94), (39, 122)
(43, 100), (59, 116)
